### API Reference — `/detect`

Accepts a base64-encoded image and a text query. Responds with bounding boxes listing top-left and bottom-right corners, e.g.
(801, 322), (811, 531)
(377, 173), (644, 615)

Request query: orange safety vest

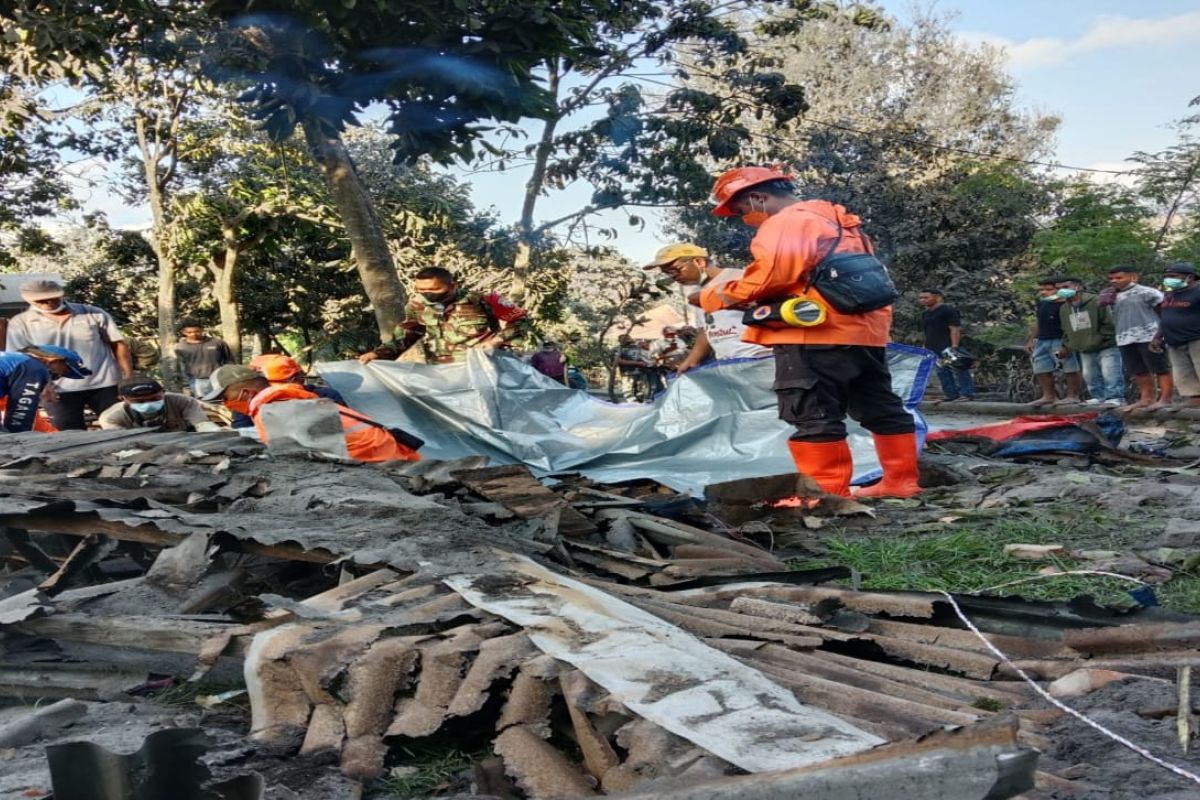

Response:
(248, 383), (420, 463)
(699, 200), (892, 347)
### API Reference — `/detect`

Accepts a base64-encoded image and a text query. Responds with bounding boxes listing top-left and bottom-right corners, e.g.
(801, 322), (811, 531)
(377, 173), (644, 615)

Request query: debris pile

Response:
(0, 429), (1197, 799)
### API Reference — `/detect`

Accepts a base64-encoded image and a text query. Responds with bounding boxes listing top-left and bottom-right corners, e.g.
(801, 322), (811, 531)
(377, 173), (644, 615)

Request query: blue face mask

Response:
(1055, 288), (1077, 300)
(1164, 277), (1188, 290)
(130, 399), (165, 415)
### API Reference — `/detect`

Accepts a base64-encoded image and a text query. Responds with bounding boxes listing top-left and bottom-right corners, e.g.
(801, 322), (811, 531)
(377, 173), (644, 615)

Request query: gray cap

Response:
(21, 280), (65, 301)
(1164, 262), (1198, 277)
(202, 364), (261, 401)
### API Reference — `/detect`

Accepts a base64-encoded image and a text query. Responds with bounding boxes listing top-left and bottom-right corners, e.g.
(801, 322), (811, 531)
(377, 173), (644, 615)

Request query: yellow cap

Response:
(642, 243), (709, 270)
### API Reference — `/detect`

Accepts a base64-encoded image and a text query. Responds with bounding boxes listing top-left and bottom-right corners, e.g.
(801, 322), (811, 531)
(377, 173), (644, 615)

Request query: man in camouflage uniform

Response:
(611, 333), (651, 401)
(360, 267), (533, 365)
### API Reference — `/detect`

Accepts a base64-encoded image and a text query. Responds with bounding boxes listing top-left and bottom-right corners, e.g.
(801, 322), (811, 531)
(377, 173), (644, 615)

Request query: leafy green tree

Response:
(1131, 98), (1200, 252)
(0, 90), (75, 266)
(203, 0), (688, 338)
(1032, 183), (1158, 287)
(1, 2), (213, 384)
(470, 0), (836, 300)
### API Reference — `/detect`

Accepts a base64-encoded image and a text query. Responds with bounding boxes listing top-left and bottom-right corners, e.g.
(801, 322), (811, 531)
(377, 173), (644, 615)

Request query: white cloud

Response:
(961, 11), (1200, 70)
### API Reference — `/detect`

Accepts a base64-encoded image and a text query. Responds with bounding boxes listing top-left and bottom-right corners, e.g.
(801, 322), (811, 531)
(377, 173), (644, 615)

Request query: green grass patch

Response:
(145, 680), (249, 712)
(369, 741), (488, 799)
(791, 510), (1200, 613)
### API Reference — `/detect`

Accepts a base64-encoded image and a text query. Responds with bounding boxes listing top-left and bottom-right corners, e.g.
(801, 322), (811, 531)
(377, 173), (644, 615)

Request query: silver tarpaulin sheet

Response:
(319, 344), (934, 496)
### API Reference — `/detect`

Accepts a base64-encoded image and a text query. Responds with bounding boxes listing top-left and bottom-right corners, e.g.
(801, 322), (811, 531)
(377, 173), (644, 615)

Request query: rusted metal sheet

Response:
(494, 724), (597, 798)
(447, 552), (885, 773)
(453, 464), (597, 537)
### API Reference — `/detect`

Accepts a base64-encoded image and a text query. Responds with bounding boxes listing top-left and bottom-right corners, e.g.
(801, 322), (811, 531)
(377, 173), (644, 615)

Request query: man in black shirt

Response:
(1024, 276), (1083, 406)
(1152, 262), (1200, 408)
(174, 321), (235, 397)
(919, 289), (974, 402)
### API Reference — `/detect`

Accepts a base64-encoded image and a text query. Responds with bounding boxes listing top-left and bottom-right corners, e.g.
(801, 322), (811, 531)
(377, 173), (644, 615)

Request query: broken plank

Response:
(731, 642), (995, 714)
(0, 513), (338, 564)
(816, 650), (1027, 704)
(742, 658), (978, 737)
(452, 465), (596, 537)
(670, 583), (936, 617)
(39, 534), (116, 595)
(3, 528), (59, 573)
(0, 662), (147, 701)
(866, 618), (1077, 661)
(11, 613), (251, 659)
(1062, 622), (1200, 656)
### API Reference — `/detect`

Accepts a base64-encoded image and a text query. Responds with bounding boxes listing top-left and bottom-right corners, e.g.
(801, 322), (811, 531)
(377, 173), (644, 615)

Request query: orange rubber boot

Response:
(786, 439), (853, 498)
(853, 432), (922, 499)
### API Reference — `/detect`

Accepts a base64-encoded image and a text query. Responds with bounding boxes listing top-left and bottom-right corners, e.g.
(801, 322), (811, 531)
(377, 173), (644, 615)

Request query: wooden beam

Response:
(12, 613), (251, 659)
(0, 513), (338, 564)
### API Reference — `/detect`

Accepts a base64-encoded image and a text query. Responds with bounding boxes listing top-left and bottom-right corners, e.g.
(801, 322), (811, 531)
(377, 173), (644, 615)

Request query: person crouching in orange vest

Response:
(698, 167), (920, 499)
(203, 364), (420, 463)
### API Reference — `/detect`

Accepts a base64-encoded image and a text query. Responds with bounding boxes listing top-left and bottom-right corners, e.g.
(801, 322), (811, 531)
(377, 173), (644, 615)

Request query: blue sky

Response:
(942, 0), (1200, 170)
(81, 1), (1200, 265)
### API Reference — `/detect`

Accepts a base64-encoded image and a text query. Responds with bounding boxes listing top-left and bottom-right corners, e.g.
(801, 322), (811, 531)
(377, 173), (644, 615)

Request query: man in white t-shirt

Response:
(643, 243), (771, 373)
(6, 280), (133, 430)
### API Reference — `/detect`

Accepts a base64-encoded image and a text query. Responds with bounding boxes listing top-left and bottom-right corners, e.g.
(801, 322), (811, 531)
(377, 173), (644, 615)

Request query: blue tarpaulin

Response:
(319, 344), (935, 496)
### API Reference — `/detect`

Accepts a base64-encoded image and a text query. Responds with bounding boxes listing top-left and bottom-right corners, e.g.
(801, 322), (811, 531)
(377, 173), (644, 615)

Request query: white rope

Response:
(975, 570), (1149, 595)
(937, 590), (1200, 789)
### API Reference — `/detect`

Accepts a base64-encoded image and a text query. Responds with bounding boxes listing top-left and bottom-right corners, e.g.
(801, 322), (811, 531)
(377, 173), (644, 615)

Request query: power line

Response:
(789, 116), (1133, 176)
(633, 67), (1136, 177)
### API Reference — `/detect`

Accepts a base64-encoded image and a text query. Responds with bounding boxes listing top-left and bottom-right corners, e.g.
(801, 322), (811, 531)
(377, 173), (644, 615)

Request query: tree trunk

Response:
(511, 61), (562, 303)
(301, 120), (406, 341)
(210, 242), (243, 362)
(141, 147), (179, 389)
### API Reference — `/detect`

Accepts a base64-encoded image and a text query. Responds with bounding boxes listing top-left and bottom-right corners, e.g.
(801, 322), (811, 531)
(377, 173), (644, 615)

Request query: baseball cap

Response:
(642, 243), (708, 270)
(202, 364), (261, 401)
(20, 280), (65, 301)
(1164, 262), (1198, 276)
(249, 354), (302, 382)
(19, 345), (91, 379)
(118, 375), (164, 397)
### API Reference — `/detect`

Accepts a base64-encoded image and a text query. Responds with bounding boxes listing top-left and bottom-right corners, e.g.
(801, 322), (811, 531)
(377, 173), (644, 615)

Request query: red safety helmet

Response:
(710, 166), (791, 217)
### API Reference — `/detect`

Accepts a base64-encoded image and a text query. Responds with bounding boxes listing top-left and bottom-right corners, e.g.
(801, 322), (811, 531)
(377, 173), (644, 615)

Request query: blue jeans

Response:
(1079, 347), (1125, 402)
(935, 365), (974, 400)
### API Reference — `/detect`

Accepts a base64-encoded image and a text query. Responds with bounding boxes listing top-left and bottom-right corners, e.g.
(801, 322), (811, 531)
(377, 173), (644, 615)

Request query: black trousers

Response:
(773, 344), (915, 442)
(42, 385), (120, 431)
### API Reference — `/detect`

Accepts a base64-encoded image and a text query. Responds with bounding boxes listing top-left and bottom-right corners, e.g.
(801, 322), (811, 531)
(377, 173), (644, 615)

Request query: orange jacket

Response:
(249, 383), (420, 463)
(699, 200), (892, 347)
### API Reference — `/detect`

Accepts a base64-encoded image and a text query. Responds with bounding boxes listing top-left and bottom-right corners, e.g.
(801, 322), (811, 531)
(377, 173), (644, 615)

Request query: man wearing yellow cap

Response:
(698, 167), (919, 499)
(644, 243), (771, 373)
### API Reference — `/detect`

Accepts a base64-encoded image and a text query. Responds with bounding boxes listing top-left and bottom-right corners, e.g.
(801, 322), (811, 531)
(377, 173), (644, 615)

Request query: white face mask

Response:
(32, 301), (65, 314)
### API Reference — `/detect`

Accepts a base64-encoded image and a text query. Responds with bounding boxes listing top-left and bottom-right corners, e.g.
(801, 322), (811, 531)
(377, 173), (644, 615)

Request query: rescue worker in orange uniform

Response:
(250, 353), (348, 406)
(698, 167), (920, 498)
(204, 364), (420, 463)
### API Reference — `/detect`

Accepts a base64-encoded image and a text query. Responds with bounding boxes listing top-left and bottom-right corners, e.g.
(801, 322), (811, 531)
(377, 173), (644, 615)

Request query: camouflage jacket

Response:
(378, 289), (533, 364)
